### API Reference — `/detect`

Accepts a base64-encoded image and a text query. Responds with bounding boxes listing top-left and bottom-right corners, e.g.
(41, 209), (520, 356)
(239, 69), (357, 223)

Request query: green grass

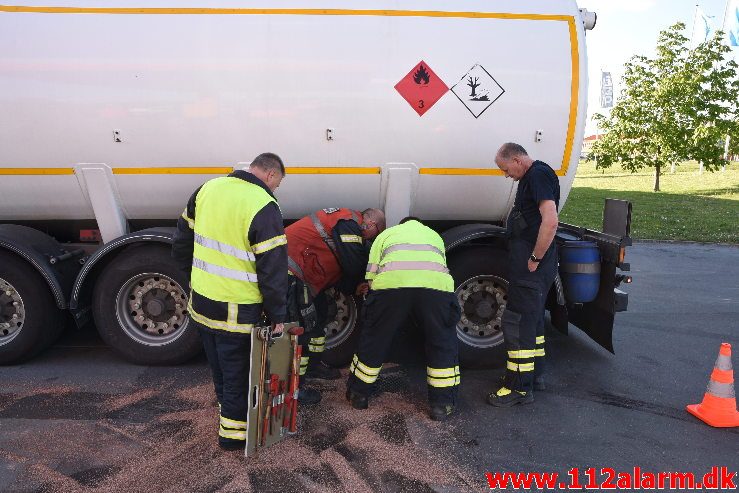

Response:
(559, 161), (739, 243)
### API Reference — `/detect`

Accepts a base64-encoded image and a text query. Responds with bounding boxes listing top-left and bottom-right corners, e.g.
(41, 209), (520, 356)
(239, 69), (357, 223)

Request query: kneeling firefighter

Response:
(286, 207), (386, 404)
(346, 217), (462, 421)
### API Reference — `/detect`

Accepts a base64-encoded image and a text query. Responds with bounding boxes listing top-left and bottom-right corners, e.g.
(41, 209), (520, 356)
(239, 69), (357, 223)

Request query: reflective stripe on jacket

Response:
(191, 176), (280, 305)
(365, 220), (453, 292)
(172, 171), (288, 332)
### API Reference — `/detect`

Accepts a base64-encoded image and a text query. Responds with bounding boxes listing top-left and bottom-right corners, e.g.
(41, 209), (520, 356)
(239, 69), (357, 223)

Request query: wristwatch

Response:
(529, 253), (541, 263)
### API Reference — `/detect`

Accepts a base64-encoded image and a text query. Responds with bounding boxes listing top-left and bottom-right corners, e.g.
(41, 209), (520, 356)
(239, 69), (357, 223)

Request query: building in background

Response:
(581, 134), (604, 158)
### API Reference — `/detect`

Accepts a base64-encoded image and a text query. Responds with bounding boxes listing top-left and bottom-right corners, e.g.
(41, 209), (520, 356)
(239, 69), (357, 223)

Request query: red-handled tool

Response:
(277, 380), (286, 435)
(289, 344), (302, 434)
(269, 374), (279, 436)
(286, 326), (304, 435)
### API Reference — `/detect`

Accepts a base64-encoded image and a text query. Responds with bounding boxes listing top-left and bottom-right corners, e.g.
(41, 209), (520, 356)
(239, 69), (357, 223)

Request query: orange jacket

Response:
(286, 208), (364, 294)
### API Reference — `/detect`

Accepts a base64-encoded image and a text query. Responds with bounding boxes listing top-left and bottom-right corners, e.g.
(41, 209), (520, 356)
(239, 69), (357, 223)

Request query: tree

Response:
(590, 23), (739, 191)
(467, 76), (480, 97)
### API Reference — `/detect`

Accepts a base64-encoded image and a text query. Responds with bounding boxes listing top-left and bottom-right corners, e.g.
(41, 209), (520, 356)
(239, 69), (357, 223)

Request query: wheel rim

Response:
(455, 274), (508, 348)
(0, 277), (25, 347)
(323, 289), (358, 350)
(115, 273), (189, 347)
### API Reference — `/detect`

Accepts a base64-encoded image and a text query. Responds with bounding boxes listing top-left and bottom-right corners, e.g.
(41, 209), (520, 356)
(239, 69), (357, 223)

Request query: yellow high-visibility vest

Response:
(190, 176), (276, 304)
(365, 220), (453, 292)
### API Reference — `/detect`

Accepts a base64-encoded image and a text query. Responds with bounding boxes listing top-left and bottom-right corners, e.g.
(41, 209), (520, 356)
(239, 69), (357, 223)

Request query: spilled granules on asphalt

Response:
(6, 368), (478, 493)
(104, 388), (158, 412)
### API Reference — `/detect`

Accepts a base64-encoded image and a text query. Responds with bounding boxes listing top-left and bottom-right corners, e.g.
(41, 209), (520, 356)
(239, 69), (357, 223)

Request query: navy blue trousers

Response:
(198, 324), (251, 447)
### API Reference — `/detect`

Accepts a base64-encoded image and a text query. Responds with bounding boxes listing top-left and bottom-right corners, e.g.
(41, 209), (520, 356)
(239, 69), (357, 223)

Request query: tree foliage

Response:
(590, 23), (739, 191)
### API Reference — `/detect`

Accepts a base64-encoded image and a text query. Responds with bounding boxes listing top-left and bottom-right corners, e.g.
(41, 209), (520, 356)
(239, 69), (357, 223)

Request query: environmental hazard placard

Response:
(394, 60), (449, 116)
(450, 64), (505, 118)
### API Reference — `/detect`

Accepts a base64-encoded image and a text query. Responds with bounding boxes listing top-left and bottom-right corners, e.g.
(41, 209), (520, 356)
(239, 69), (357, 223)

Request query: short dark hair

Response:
(497, 143), (529, 160)
(399, 216), (422, 225)
(251, 153), (285, 176)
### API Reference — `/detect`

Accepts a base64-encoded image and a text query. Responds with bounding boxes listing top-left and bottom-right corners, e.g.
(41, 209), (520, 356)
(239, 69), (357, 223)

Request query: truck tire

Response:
(92, 244), (201, 365)
(448, 246), (508, 369)
(0, 251), (65, 364)
(321, 290), (361, 367)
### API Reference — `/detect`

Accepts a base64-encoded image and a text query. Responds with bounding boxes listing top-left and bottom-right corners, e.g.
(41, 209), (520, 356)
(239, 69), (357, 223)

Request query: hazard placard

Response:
(394, 60), (449, 116)
(450, 64), (505, 119)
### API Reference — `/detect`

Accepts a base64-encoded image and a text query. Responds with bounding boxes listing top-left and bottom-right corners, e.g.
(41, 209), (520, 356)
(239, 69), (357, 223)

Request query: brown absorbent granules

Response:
(10, 371), (477, 492)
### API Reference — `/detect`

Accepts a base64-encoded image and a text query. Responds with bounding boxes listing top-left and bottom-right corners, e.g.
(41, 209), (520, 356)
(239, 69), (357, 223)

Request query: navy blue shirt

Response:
(506, 160), (560, 244)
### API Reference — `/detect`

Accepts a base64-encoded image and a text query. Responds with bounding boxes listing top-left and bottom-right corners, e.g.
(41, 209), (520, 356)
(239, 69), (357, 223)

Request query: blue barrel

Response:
(559, 241), (601, 303)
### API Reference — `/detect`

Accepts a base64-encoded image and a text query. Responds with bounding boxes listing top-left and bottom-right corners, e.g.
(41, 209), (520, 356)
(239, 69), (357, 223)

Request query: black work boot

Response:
(218, 440), (245, 451)
(486, 387), (534, 407)
(429, 404), (455, 421)
(305, 361), (341, 380)
(298, 387), (321, 405)
(345, 389), (369, 410)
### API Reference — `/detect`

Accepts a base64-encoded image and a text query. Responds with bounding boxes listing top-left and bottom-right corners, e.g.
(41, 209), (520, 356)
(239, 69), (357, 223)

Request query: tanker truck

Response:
(0, 1), (631, 366)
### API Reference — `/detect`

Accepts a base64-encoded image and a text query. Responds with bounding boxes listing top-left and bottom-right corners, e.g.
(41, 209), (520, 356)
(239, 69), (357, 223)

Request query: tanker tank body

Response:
(0, 1), (630, 366)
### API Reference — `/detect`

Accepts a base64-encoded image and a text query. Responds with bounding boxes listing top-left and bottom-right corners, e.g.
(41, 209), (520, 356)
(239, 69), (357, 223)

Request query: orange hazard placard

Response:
(394, 60), (449, 116)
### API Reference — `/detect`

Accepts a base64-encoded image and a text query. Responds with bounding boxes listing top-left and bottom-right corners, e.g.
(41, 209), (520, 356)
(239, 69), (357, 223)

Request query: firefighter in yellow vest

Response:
(172, 153), (288, 451)
(346, 217), (462, 421)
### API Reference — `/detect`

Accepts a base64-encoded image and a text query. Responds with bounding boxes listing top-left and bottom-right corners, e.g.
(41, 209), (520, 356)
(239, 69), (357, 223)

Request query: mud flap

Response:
(566, 262), (619, 353)
(559, 199), (632, 354)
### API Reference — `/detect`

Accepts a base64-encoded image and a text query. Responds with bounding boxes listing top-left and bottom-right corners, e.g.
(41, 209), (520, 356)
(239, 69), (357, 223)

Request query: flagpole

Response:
(692, 2), (699, 44)
(723, 0), (731, 29)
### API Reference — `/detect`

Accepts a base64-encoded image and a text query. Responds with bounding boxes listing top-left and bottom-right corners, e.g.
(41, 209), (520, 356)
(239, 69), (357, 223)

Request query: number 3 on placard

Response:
(418, 100), (425, 109)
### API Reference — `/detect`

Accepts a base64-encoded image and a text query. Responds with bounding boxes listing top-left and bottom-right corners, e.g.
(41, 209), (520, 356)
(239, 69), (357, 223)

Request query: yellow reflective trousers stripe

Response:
(426, 366), (460, 378)
(508, 349), (537, 359)
(426, 366), (461, 387)
(220, 416), (247, 430)
(218, 427), (246, 440)
(427, 375), (461, 387)
(308, 336), (325, 353)
(507, 361), (535, 372)
(350, 355), (382, 384)
(308, 336), (326, 353)
(351, 355), (381, 375)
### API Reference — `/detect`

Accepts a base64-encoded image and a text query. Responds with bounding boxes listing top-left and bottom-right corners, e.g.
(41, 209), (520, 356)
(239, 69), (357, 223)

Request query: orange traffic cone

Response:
(686, 343), (739, 428)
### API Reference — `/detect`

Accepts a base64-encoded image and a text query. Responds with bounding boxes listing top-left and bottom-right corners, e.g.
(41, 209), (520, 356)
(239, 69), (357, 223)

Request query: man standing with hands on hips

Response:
(488, 143), (560, 407)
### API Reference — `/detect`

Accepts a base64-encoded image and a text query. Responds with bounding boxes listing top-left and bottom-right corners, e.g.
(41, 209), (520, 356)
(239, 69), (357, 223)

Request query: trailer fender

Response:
(441, 223), (508, 254)
(69, 227), (175, 323)
(0, 225), (78, 310)
(443, 224), (566, 306)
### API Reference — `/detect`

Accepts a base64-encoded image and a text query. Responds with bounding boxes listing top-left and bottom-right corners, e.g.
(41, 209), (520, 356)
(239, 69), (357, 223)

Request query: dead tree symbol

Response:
(467, 76), (481, 97)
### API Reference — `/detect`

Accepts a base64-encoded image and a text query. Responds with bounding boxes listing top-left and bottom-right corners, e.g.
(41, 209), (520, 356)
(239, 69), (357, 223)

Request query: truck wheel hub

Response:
(323, 288), (358, 350)
(0, 278), (25, 342)
(116, 273), (188, 344)
(474, 298), (496, 319)
(455, 275), (508, 348)
(144, 294), (167, 318)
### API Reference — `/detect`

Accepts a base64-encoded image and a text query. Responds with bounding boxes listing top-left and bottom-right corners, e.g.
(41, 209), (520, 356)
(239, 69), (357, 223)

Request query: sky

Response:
(583, 0), (736, 135)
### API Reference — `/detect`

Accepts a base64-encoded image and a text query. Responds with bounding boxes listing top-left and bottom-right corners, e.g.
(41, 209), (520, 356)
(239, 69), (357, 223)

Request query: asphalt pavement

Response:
(0, 242), (737, 492)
